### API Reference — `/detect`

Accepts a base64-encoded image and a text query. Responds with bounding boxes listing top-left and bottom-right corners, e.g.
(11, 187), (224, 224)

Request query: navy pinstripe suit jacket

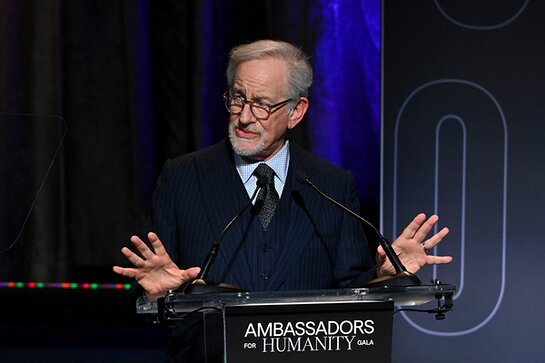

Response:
(151, 139), (376, 292)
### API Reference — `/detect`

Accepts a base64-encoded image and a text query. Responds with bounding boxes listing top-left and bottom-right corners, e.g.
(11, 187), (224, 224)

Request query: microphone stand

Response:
(298, 174), (421, 287)
(180, 179), (266, 294)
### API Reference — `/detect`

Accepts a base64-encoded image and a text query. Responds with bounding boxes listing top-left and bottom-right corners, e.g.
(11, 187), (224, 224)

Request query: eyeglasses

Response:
(223, 91), (292, 121)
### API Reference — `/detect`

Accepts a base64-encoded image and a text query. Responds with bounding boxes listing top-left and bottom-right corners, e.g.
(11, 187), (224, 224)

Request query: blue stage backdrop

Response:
(195, 0), (381, 224)
(382, 1), (545, 362)
(0, 0), (382, 282)
(309, 0), (381, 220)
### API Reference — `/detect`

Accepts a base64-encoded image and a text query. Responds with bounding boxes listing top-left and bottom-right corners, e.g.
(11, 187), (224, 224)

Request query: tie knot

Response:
(254, 163), (275, 184)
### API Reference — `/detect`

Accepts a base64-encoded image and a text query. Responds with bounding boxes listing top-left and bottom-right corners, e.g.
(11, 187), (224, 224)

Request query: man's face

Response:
(228, 58), (294, 161)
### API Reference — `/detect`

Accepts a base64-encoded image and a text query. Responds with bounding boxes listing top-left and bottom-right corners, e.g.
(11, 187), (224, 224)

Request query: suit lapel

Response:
(196, 140), (253, 289)
(196, 140), (327, 291)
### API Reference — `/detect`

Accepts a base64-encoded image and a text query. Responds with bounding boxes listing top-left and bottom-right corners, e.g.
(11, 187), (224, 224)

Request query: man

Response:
(113, 39), (451, 360)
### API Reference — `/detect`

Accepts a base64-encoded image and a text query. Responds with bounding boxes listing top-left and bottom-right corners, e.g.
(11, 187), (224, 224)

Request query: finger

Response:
(130, 235), (155, 259)
(148, 232), (168, 256)
(423, 227), (449, 249)
(121, 246), (145, 267)
(112, 265), (137, 277)
(376, 245), (386, 257)
(426, 255), (453, 265)
(183, 266), (202, 280)
(375, 246), (387, 268)
(412, 215), (439, 242)
(399, 213), (427, 239)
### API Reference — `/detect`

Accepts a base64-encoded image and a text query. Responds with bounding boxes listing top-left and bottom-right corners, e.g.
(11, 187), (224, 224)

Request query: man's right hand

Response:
(113, 232), (201, 301)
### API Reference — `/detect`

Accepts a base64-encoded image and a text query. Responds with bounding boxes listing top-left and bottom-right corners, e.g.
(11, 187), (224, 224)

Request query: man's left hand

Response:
(376, 213), (452, 277)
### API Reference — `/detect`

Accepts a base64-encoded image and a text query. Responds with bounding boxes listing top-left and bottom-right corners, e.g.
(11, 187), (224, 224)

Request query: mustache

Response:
(231, 122), (260, 134)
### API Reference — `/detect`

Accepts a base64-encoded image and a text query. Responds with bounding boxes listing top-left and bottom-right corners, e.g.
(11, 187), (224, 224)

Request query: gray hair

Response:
(226, 40), (313, 104)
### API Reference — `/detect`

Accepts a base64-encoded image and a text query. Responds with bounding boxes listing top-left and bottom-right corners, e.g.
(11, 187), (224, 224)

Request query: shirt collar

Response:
(234, 140), (290, 183)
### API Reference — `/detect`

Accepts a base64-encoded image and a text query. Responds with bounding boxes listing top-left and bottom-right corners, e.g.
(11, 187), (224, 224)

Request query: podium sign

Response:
(224, 301), (394, 363)
(139, 285), (455, 362)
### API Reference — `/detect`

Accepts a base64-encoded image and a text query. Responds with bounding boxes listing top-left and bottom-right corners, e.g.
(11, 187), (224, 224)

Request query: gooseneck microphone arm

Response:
(197, 177), (266, 282)
(295, 172), (420, 285)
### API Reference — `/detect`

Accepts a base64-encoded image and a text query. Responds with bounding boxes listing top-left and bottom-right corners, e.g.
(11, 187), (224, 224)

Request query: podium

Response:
(137, 283), (455, 363)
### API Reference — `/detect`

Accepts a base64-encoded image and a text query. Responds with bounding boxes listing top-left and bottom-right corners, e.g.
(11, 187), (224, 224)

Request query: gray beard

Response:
(228, 125), (266, 158)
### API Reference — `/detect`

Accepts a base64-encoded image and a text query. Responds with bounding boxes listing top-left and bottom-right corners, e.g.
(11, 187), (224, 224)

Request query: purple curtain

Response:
(0, 0), (380, 281)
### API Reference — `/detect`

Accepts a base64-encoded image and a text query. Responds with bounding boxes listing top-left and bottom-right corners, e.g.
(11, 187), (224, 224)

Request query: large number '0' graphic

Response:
(392, 79), (508, 336)
(434, 0), (529, 30)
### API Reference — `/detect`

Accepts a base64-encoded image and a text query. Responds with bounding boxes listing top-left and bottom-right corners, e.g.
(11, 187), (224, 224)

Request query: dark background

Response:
(0, 0), (380, 282)
(383, 0), (545, 362)
(0, 0), (380, 361)
(5, 0), (541, 362)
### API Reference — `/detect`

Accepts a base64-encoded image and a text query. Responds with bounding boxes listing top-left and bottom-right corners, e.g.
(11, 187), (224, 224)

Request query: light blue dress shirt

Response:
(234, 140), (290, 203)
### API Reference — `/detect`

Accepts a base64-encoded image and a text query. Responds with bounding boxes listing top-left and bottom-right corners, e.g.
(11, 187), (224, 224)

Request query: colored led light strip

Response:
(0, 281), (131, 290)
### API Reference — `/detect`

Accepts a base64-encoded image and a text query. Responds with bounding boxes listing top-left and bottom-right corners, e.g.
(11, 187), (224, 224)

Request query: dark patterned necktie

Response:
(254, 163), (279, 230)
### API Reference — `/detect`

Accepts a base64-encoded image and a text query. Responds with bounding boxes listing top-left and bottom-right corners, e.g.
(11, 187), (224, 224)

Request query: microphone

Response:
(181, 177), (266, 294)
(295, 172), (421, 287)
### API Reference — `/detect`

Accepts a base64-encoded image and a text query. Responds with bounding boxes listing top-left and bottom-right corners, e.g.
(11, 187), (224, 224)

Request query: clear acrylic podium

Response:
(137, 283), (455, 363)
